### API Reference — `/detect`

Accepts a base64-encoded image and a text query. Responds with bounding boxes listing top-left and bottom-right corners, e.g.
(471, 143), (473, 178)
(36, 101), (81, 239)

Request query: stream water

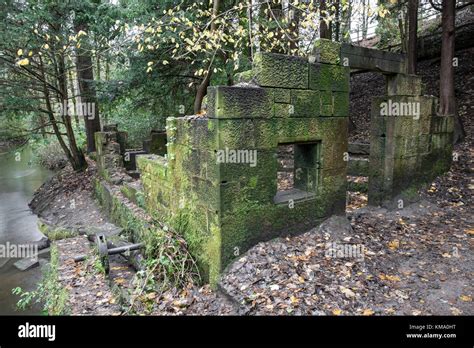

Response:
(0, 145), (52, 315)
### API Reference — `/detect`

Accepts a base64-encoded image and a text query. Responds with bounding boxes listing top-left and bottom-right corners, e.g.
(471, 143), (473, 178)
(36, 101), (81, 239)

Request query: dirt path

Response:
(55, 236), (122, 315)
(30, 160), (119, 236)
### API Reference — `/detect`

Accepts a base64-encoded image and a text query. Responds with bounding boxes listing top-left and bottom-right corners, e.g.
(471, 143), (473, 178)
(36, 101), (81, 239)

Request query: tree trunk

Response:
(58, 53), (86, 171)
(362, 0), (368, 40)
(96, 52), (101, 81)
(334, 0), (341, 42)
(439, 0), (465, 143)
(343, 0), (352, 42)
(407, 0), (419, 74)
(39, 55), (86, 171)
(193, 0), (220, 114)
(398, 7), (408, 53)
(75, 22), (101, 153)
(67, 64), (80, 129)
(320, 0), (330, 39)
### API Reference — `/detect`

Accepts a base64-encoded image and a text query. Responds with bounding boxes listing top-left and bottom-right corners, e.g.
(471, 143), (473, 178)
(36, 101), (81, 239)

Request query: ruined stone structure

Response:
(94, 39), (454, 285)
(368, 80), (454, 206)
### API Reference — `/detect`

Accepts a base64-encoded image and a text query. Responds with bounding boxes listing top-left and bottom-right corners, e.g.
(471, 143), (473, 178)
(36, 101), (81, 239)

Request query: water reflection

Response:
(0, 145), (52, 314)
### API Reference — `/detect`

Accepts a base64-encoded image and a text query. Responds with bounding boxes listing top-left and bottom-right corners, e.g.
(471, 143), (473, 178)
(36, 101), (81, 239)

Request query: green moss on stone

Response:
(207, 86), (273, 119)
(253, 52), (309, 89)
(312, 39), (341, 64)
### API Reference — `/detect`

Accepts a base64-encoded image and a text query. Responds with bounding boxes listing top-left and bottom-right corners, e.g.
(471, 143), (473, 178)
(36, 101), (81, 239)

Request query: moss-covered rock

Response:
(207, 86), (273, 119)
(312, 39), (342, 64)
(253, 52), (309, 89)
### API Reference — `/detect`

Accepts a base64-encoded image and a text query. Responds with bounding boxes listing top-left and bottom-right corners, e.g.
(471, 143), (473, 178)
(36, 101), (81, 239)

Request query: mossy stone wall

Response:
(136, 42), (349, 285)
(368, 92), (454, 206)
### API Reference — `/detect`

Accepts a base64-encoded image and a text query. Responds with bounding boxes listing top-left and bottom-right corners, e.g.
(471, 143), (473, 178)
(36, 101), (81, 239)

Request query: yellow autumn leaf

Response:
(17, 49), (23, 56)
(379, 274), (401, 282)
(147, 61), (153, 66)
(77, 30), (87, 37)
(332, 309), (342, 316)
(290, 295), (299, 304)
(388, 239), (399, 250)
(16, 58), (29, 66)
(44, 43), (49, 50)
(162, 60), (169, 65)
(362, 309), (374, 316)
(459, 295), (472, 302)
(28, 51), (33, 57)
(385, 275), (401, 282)
(465, 228), (474, 235)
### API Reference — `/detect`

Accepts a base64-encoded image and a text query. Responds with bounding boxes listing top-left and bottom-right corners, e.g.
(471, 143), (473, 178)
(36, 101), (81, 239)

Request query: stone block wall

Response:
(368, 74), (454, 205)
(95, 130), (127, 181)
(94, 40), (455, 286)
(137, 40), (349, 285)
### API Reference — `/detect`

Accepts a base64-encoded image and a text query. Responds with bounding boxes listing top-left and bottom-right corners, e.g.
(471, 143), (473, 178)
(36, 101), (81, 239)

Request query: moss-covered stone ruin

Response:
(93, 39), (454, 286)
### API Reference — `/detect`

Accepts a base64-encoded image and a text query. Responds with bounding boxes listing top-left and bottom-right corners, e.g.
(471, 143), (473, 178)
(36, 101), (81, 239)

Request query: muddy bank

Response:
(30, 160), (120, 237)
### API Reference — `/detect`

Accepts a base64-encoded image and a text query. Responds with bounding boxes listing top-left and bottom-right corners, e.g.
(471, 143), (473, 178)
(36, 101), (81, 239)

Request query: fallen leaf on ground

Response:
(339, 286), (356, 298)
(362, 308), (374, 316)
(388, 239), (400, 250)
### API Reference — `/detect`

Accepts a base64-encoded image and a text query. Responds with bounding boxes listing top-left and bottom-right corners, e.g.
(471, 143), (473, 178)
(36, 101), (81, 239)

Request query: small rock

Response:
(13, 258), (39, 271)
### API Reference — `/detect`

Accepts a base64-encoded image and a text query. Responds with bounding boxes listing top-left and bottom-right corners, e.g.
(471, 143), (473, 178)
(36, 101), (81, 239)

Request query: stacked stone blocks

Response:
(137, 40), (349, 285)
(368, 74), (454, 205)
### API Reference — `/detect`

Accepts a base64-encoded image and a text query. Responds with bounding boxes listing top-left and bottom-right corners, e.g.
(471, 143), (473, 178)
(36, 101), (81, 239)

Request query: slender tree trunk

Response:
(407, 0), (419, 74)
(362, 0), (368, 40)
(67, 64), (80, 128)
(96, 52), (101, 81)
(343, 0), (352, 42)
(39, 55), (86, 171)
(334, 0), (341, 42)
(75, 22), (101, 153)
(39, 114), (47, 139)
(320, 0), (330, 39)
(439, 0), (465, 143)
(193, 0), (220, 114)
(105, 59), (110, 81)
(247, 1), (253, 60)
(398, 10), (408, 53)
(58, 53), (86, 170)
